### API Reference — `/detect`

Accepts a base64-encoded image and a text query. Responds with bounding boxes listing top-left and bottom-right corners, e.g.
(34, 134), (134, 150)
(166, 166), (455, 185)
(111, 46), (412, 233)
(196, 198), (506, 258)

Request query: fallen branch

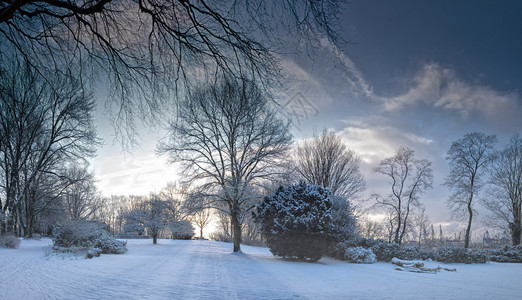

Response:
(391, 258), (456, 274)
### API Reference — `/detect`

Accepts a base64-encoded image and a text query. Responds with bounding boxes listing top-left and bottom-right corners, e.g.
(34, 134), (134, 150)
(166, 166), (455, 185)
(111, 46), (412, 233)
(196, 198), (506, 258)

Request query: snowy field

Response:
(1, 239), (521, 299)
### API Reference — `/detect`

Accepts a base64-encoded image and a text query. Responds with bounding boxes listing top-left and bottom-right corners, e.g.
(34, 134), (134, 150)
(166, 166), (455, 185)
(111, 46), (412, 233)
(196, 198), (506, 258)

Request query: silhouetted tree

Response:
(445, 132), (497, 248)
(294, 129), (366, 200)
(0, 59), (100, 235)
(483, 134), (522, 245)
(373, 147), (433, 245)
(158, 76), (292, 252)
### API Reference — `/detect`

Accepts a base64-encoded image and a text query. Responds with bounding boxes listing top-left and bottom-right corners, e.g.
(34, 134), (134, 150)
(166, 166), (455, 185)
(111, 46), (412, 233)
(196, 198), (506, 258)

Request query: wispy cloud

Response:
(318, 37), (374, 99)
(293, 40), (521, 123)
(338, 120), (434, 165)
(380, 63), (521, 119)
(94, 153), (179, 196)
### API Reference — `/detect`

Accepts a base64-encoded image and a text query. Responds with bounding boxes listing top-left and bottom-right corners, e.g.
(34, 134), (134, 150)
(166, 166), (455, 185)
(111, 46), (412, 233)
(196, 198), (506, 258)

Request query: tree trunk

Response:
(153, 233), (158, 244)
(231, 211), (242, 252)
(27, 215), (34, 238)
(464, 204), (473, 248)
(509, 221), (521, 246)
(200, 226), (204, 239)
(394, 217), (401, 245)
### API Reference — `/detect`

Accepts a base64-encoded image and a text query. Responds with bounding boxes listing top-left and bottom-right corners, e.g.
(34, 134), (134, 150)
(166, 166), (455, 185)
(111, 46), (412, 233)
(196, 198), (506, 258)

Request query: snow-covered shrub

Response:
(433, 247), (486, 264)
(255, 182), (333, 262)
(371, 240), (403, 262)
(325, 195), (358, 258)
(122, 199), (173, 244)
(52, 220), (127, 254)
(52, 220), (106, 248)
(370, 240), (420, 262)
(347, 238), (487, 263)
(85, 248), (102, 259)
(94, 234), (127, 254)
(123, 222), (145, 235)
(170, 220), (195, 240)
(0, 234), (20, 249)
(489, 245), (522, 262)
(344, 246), (377, 264)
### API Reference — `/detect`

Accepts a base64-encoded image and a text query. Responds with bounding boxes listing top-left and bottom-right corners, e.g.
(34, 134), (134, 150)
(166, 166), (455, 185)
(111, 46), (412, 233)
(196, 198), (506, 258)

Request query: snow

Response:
(1, 238), (521, 299)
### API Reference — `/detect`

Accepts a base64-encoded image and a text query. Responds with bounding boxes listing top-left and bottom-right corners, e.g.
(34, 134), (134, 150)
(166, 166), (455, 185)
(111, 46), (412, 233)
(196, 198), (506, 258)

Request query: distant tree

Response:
(255, 183), (332, 262)
(373, 147), (433, 245)
(192, 208), (212, 239)
(210, 210), (233, 242)
(98, 195), (134, 235)
(445, 132), (497, 248)
(123, 196), (173, 244)
(61, 166), (103, 221)
(411, 206), (431, 248)
(158, 182), (191, 223)
(158, 76), (292, 252)
(170, 220), (195, 240)
(483, 134), (522, 245)
(294, 129), (366, 199)
(358, 218), (385, 240)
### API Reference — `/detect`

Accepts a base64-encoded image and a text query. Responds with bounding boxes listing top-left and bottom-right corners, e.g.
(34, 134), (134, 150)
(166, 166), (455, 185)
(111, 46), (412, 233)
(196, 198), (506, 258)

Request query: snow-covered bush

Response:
(52, 220), (127, 255)
(123, 222), (145, 235)
(52, 220), (106, 248)
(94, 234), (128, 254)
(255, 182), (333, 262)
(370, 240), (413, 262)
(170, 220), (195, 240)
(85, 248), (102, 259)
(340, 238), (487, 264)
(489, 245), (522, 262)
(434, 247), (487, 264)
(325, 195), (358, 258)
(122, 198), (173, 244)
(0, 234), (20, 249)
(344, 246), (377, 263)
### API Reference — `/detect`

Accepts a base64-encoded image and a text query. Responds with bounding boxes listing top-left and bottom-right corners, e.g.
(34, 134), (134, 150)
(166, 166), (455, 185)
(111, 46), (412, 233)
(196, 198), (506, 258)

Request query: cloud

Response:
(317, 37), (374, 99)
(93, 150), (179, 197)
(380, 63), (521, 120)
(338, 120), (434, 165)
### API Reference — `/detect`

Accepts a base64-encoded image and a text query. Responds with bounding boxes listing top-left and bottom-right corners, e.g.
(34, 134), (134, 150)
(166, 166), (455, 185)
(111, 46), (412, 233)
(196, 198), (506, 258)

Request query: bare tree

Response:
(445, 132), (497, 248)
(158, 182), (191, 223)
(210, 210), (233, 242)
(122, 195), (174, 244)
(19, 163), (96, 236)
(294, 129), (366, 200)
(0, 59), (100, 234)
(61, 166), (102, 221)
(0, 0), (345, 141)
(192, 208), (212, 239)
(98, 195), (133, 235)
(373, 147), (433, 245)
(411, 206), (431, 248)
(158, 76), (292, 252)
(358, 217), (385, 240)
(482, 134), (522, 245)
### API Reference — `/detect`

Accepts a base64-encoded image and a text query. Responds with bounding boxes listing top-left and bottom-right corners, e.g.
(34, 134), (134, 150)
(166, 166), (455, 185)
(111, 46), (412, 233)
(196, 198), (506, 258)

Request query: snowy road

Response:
(1, 239), (521, 299)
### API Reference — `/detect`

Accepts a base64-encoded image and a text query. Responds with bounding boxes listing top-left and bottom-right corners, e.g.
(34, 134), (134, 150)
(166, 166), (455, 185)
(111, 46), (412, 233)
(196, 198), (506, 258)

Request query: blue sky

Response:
(92, 1), (522, 237)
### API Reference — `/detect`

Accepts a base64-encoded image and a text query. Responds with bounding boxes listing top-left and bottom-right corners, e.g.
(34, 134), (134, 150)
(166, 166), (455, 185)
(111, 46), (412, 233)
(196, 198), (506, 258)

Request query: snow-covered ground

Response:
(1, 238), (521, 299)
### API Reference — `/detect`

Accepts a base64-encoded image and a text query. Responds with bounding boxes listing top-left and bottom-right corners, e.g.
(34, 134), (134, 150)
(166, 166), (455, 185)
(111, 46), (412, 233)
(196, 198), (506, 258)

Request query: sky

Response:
(91, 1), (522, 237)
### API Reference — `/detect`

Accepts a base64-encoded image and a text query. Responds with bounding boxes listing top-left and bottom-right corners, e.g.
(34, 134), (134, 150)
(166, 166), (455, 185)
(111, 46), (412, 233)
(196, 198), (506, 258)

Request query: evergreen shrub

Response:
(255, 183), (332, 262)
